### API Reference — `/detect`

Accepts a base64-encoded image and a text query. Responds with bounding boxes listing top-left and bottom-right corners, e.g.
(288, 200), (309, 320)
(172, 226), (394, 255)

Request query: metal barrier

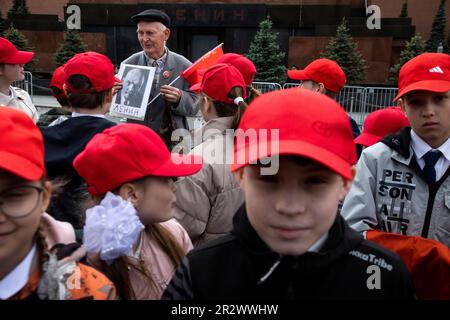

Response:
(255, 82), (398, 129)
(12, 71), (33, 98)
(252, 82), (282, 93)
(336, 86), (367, 127)
(283, 82), (301, 89)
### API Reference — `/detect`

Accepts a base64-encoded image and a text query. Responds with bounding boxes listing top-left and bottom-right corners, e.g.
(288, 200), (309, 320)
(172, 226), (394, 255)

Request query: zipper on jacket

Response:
(421, 166), (450, 238)
(421, 187), (436, 238)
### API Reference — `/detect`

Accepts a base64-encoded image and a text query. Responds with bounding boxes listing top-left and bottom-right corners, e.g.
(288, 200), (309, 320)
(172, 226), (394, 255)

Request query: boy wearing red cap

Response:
(38, 65), (72, 127)
(174, 64), (246, 246)
(341, 53), (450, 247)
(73, 123), (202, 299)
(288, 58), (362, 157)
(0, 108), (116, 300)
(40, 52), (116, 236)
(0, 37), (39, 123)
(163, 89), (414, 300)
(354, 107), (410, 148)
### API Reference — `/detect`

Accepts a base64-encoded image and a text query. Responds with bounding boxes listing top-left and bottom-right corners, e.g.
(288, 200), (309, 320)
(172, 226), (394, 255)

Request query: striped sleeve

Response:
(161, 257), (194, 300)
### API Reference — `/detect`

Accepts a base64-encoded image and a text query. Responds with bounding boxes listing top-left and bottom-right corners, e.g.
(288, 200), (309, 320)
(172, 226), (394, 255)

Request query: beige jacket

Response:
(175, 117), (244, 246)
(0, 86), (39, 123)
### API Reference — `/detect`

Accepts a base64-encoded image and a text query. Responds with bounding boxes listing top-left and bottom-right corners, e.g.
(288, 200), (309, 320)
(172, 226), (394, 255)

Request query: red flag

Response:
(181, 43), (224, 87)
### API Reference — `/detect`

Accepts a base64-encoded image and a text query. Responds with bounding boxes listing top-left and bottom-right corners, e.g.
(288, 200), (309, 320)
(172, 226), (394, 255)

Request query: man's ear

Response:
(164, 28), (170, 41)
(233, 168), (246, 191)
(118, 183), (140, 206)
(62, 83), (70, 97)
(339, 166), (356, 200)
(41, 181), (53, 212)
(203, 96), (212, 113)
(317, 82), (326, 94)
(399, 98), (407, 115)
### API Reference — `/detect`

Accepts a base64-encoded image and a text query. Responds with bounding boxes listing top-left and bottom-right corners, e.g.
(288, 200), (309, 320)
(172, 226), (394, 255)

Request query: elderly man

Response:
(122, 9), (198, 146)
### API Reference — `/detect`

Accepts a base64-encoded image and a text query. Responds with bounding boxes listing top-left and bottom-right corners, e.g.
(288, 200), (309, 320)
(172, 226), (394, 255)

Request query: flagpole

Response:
(147, 75), (181, 106)
(147, 42), (224, 106)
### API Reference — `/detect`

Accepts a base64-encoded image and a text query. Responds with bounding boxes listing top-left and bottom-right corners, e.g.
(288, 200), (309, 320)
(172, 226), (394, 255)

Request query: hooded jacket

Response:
(162, 204), (415, 300)
(40, 116), (115, 229)
(341, 127), (450, 247)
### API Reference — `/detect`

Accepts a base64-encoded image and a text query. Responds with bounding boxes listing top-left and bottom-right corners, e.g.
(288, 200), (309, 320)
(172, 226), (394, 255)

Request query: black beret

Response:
(131, 9), (171, 27)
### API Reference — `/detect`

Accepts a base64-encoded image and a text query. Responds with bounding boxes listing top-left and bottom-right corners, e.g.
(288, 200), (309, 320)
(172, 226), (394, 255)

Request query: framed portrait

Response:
(110, 64), (155, 121)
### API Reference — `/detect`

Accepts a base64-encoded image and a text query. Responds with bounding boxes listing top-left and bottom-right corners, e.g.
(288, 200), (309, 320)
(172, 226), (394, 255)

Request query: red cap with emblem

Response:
(230, 88), (356, 179)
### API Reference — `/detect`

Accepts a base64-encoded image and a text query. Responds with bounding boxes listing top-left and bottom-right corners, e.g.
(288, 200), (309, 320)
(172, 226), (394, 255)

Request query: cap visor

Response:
(152, 153), (203, 177)
(0, 151), (44, 181)
(354, 133), (381, 147)
(394, 80), (450, 102)
(4, 51), (34, 64)
(189, 83), (201, 93)
(231, 140), (353, 180)
(287, 70), (309, 81)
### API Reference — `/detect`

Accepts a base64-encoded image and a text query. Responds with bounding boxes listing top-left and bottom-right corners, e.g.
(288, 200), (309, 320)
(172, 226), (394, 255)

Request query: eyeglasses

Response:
(0, 185), (44, 219)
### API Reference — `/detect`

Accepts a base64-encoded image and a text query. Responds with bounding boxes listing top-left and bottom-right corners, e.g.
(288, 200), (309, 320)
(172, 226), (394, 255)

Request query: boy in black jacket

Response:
(163, 88), (415, 300)
(40, 52), (117, 234)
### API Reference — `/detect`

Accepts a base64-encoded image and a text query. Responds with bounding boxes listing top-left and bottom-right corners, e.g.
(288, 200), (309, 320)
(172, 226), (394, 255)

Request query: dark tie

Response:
(422, 150), (442, 184)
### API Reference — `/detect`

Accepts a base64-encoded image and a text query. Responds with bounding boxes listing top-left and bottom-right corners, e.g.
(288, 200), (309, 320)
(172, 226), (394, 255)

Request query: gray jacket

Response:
(121, 49), (198, 133)
(341, 127), (450, 247)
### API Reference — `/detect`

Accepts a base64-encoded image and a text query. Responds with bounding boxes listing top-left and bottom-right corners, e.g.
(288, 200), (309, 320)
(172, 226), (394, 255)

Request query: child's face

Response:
(0, 170), (51, 267)
(235, 156), (353, 256)
(129, 176), (177, 226)
(400, 90), (450, 148)
(0, 64), (25, 82)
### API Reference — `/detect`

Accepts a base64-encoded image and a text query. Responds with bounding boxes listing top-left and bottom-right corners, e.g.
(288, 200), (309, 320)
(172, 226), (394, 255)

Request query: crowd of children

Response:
(1, 33), (450, 300)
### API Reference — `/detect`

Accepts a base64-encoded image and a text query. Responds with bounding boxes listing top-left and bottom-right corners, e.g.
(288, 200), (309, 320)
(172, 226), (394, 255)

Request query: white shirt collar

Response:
(410, 129), (450, 162)
(9, 86), (16, 99)
(0, 244), (37, 300)
(145, 47), (168, 66)
(308, 232), (328, 253)
(71, 112), (106, 119)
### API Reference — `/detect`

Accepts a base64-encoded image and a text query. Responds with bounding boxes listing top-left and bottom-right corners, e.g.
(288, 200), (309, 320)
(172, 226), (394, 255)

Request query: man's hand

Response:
(160, 85), (182, 104)
(112, 77), (122, 96)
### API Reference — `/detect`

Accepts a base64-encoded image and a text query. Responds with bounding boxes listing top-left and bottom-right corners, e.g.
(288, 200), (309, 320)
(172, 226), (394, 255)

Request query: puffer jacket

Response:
(341, 127), (450, 247)
(0, 86), (39, 123)
(174, 117), (244, 246)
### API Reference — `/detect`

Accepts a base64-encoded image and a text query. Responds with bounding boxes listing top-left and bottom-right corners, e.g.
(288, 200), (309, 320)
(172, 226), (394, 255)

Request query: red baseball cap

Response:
(287, 58), (346, 93)
(200, 63), (246, 104)
(189, 82), (201, 94)
(0, 107), (45, 181)
(50, 65), (65, 90)
(0, 37), (34, 64)
(73, 124), (203, 196)
(354, 107), (410, 147)
(393, 53), (450, 102)
(64, 51), (116, 93)
(217, 53), (257, 85)
(49, 65), (67, 100)
(230, 88), (356, 179)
